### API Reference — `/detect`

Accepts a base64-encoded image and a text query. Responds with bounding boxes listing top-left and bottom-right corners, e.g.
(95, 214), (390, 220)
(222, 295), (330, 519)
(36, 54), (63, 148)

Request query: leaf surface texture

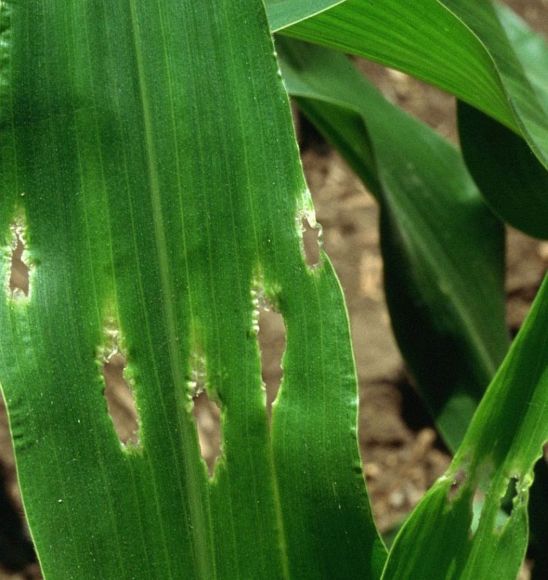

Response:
(0, 1), (384, 577)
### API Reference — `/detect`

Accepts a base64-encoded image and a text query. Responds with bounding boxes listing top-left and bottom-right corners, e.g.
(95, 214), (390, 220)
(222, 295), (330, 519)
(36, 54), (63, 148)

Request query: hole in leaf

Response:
(187, 354), (222, 475)
(256, 292), (285, 419)
(299, 211), (322, 268)
(9, 224), (29, 299)
(192, 391), (221, 476)
(494, 476), (520, 530)
(103, 352), (140, 447)
(500, 476), (519, 513)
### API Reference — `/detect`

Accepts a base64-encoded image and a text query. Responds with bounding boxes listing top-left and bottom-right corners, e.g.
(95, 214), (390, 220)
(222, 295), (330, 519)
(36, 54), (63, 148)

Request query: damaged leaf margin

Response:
(383, 277), (548, 580)
(0, 1), (385, 578)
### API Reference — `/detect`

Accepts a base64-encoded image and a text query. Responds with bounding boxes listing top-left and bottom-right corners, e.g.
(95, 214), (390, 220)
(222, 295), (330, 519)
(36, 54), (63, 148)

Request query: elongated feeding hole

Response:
(495, 476), (519, 529)
(9, 224), (29, 298)
(103, 353), (140, 447)
(299, 212), (322, 268)
(192, 391), (221, 476)
(257, 297), (286, 419)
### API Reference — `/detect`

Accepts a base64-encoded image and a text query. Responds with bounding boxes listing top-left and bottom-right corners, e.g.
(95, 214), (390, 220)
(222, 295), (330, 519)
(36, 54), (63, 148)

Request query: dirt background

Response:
(1, 1), (547, 578)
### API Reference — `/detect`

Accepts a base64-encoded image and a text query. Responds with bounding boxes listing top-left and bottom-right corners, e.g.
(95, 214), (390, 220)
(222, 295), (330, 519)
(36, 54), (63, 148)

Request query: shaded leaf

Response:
(458, 7), (548, 238)
(459, 101), (548, 239)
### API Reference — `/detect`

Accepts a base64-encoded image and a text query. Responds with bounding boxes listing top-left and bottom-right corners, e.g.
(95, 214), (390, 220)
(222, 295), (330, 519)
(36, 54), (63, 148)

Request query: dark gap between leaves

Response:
(396, 373), (450, 455)
(296, 109), (331, 155)
(0, 461), (37, 574)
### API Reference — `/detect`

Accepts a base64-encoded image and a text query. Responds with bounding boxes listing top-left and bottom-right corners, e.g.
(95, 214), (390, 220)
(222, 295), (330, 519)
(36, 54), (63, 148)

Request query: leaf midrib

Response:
(128, 3), (213, 577)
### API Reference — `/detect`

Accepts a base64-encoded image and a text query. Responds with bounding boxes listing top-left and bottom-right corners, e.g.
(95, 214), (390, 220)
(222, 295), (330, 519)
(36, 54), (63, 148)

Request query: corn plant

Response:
(0, 0), (546, 578)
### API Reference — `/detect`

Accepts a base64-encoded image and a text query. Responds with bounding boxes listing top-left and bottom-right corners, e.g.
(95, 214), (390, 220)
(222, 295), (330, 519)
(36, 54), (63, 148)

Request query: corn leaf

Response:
(266, 0), (344, 32)
(278, 39), (509, 451)
(0, 1), (384, 577)
(266, 0), (548, 238)
(383, 276), (548, 580)
(458, 6), (548, 239)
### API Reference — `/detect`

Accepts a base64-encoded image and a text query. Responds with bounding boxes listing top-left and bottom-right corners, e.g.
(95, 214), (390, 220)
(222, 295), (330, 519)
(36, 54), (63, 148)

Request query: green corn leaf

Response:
(0, 1), (384, 578)
(266, 0), (548, 237)
(278, 39), (509, 451)
(496, 3), (548, 99)
(266, 0), (344, 32)
(383, 276), (548, 580)
(458, 101), (548, 239)
(457, 6), (548, 239)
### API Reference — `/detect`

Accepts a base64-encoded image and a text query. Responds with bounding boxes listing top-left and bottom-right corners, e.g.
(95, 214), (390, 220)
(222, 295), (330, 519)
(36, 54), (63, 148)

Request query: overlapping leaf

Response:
(383, 277), (548, 580)
(278, 39), (509, 450)
(266, 0), (343, 31)
(458, 6), (548, 238)
(266, 0), (548, 237)
(0, 1), (384, 577)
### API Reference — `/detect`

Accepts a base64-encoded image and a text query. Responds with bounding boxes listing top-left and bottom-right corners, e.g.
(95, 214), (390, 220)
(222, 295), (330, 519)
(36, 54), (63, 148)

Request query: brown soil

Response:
(1, 2), (546, 577)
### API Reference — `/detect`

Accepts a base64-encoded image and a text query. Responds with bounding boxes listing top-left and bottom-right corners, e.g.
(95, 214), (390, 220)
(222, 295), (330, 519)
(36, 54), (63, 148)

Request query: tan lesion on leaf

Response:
(297, 208), (324, 270)
(192, 390), (221, 477)
(5, 216), (31, 302)
(99, 316), (141, 449)
(250, 275), (287, 423)
(447, 468), (467, 500)
(185, 350), (222, 477)
(255, 289), (286, 421)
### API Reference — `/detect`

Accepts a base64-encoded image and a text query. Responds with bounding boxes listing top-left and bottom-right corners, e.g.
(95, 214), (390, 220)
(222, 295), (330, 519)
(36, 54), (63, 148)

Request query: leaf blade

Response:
(457, 6), (548, 238)
(0, 0), (384, 577)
